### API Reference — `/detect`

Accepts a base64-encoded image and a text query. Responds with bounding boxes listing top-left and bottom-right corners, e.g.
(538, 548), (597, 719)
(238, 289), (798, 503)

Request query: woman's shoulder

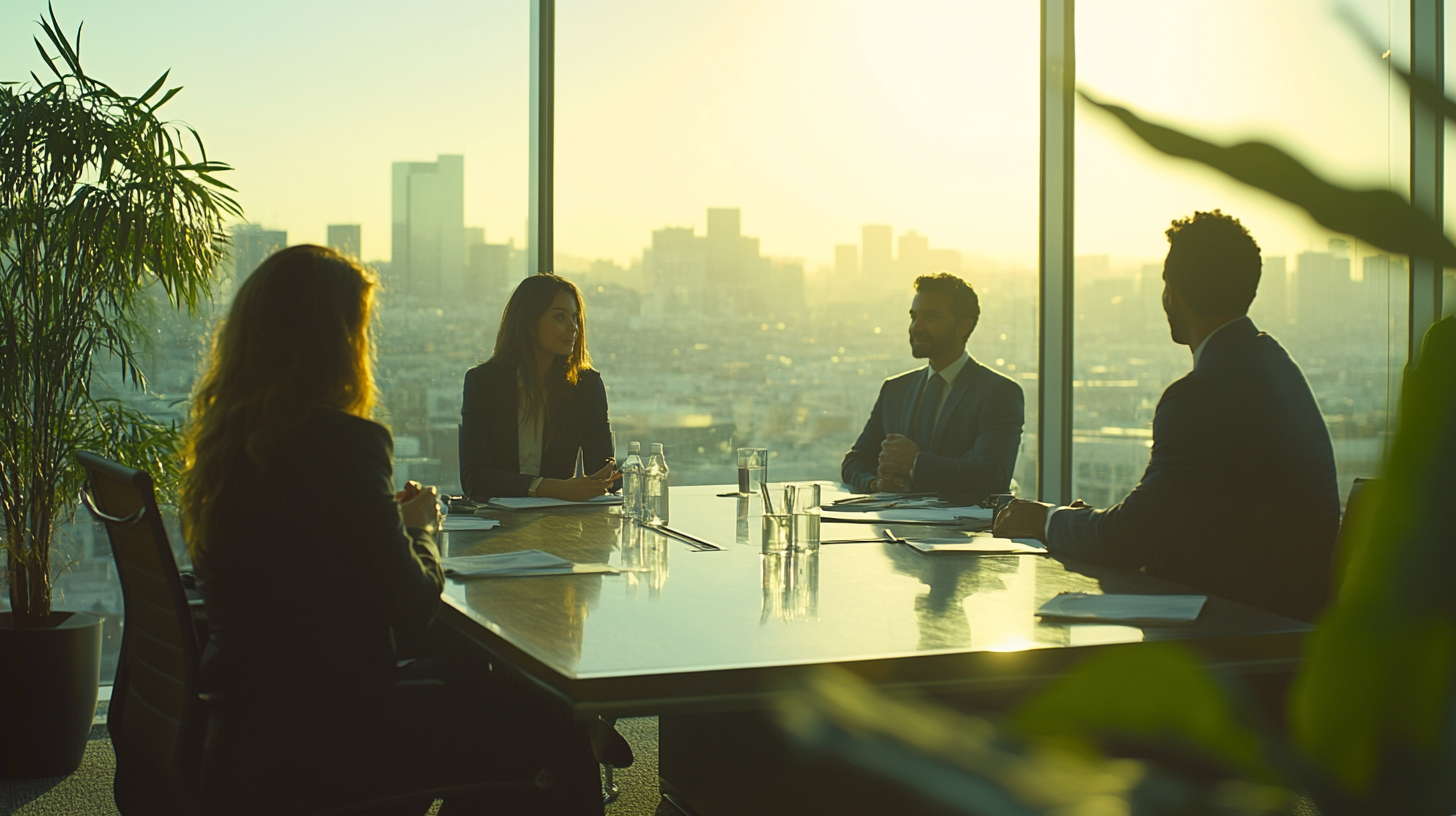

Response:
(297, 409), (392, 457)
(465, 357), (514, 384)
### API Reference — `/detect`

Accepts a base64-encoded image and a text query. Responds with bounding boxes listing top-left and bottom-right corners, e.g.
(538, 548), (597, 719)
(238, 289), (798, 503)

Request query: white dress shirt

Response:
(516, 373), (544, 476)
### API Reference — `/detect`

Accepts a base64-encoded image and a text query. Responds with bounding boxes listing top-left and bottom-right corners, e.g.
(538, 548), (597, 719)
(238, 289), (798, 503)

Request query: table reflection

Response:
(452, 509), (621, 669)
(760, 547), (820, 624)
(882, 544), (1036, 652)
(620, 516), (670, 598)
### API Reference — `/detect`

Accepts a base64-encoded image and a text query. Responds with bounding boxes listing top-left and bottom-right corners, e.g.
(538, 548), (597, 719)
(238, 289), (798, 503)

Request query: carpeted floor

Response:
(1, 716), (675, 816)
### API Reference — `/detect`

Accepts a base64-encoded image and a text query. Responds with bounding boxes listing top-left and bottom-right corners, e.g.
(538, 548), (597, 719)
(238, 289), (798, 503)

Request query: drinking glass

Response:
(761, 513), (792, 553)
(736, 447), (768, 495)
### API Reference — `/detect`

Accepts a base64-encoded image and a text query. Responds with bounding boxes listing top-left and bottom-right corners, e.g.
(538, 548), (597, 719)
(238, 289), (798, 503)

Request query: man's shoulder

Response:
(967, 361), (1022, 396)
(883, 367), (926, 388)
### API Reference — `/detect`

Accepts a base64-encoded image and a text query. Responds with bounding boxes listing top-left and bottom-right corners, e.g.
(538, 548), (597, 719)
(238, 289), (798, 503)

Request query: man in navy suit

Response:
(995, 210), (1339, 622)
(841, 273), (1024, 503)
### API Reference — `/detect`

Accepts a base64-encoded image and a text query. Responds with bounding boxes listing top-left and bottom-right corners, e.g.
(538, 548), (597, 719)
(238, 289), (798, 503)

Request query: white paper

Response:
(452, 563), (620, 579)
(487, 494), (623, 511)
(1037, 593), (1207, 626)
(440, 516), (502, 532)
(440, 550), (569, 576)
(821, 506), (992, 525)
(905, 537), (1046, 554)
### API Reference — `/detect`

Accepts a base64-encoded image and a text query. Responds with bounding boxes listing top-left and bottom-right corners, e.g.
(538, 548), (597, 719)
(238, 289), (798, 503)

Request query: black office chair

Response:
(78, 451), (207, 816)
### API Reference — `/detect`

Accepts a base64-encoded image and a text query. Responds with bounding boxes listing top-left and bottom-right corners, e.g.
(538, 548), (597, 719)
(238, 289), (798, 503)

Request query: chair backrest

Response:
(78, 451), (202, 815)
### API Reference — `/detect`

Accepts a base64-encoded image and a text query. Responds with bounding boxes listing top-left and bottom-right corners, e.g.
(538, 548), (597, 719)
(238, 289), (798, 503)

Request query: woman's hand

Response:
(400, 484), (441, 531)
(538, 460), (620, 502)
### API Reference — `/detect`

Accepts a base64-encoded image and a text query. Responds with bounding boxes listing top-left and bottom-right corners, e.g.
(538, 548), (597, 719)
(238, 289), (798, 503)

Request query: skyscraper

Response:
(391, 155), (465, 299)
(229, 224), (287, 290)
(834, 244), (859, 283)
(1295, 242), (1353, 328)
(1251, 255), (1288, 328)
(898, 231), (930, 277)
(327, 224), (361, 260)
(861, 225), (893, 281)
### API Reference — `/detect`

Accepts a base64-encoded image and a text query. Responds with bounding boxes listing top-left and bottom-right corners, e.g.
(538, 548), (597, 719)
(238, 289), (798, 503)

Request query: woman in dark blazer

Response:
(460, 273), (618, 501)
(182, 246), (603, 815)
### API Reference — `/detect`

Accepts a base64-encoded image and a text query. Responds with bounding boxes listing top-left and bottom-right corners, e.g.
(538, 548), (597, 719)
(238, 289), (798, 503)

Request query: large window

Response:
(1073, 0), (1411, 509)
(555, 0), (1041, 489)
(0, 0), (528, 682)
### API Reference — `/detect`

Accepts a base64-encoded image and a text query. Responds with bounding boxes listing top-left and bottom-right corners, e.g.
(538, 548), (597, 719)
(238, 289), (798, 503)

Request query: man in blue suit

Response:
(995, 210), (1339, 622)
(841, 273), (1024, 503)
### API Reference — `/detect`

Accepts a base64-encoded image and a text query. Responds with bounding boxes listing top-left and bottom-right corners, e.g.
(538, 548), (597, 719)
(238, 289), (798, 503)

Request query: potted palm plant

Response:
(1, 7), (239, 777)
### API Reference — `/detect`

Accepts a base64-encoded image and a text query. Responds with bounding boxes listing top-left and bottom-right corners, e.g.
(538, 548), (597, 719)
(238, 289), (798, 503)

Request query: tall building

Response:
(898, 231), (930, 276)
(391, 155), (465, 299)
(645, 226), (707, 315)
(1251, 255), (1288, 328)
(834, 244), (859, 283)
(861, 225), (893, 281)
(1295, 242), (1353, 328)
(465, 242), (510, 303)
(229, 224), (287, 289)
(327, 224), (361, 260)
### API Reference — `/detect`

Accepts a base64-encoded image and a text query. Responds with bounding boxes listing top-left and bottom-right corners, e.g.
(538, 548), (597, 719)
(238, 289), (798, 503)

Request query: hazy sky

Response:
(0, 0), (1425, 271)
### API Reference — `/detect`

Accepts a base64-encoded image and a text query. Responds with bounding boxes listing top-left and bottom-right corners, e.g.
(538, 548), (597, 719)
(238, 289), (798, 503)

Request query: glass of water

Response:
(737, 447), (768, 495)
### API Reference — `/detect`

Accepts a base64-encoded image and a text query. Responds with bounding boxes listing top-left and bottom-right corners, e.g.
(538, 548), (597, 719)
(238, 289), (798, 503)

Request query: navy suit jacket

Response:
(841, 355), (1024, 502)
(458, 359), (614, 501)
(1048, 317), (1339, 622)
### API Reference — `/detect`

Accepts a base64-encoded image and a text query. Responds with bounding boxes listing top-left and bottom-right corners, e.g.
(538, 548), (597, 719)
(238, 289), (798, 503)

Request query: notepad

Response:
(1037, 593), (1207, 625)
(905, 537), (1046, 555)
(440, 516), (502, 532)
(486, 494), (623, 511)
(439, 550), (619, 579)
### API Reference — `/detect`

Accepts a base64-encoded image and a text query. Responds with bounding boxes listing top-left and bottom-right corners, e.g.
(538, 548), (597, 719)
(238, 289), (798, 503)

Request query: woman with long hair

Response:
(182, 246), (602, 815)
(459, 272), (618, 501)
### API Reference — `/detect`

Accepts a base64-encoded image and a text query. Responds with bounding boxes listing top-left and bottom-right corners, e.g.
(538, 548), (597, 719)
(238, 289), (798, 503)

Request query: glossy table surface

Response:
(440, 484), (1310, 716)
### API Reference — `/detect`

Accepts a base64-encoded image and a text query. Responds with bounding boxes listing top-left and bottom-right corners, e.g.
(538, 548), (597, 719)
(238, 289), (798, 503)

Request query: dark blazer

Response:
(1047, 317), (1339, 622)
(198, 409), (443, 695)
(841, 355), (1024, 502)
(458, 358), (614, 501)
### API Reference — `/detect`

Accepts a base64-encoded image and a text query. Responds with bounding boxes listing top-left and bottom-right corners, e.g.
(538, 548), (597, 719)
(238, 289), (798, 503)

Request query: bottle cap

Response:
(650, 443), (664, 454)
(628, 441), (641, 452)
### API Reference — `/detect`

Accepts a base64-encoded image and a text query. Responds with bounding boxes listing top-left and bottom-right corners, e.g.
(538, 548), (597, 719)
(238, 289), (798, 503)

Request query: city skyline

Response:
(0, 0), (1423, 270)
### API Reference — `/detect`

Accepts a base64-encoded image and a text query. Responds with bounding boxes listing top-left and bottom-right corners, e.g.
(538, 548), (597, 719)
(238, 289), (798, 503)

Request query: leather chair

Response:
(78, 451), (207, 816)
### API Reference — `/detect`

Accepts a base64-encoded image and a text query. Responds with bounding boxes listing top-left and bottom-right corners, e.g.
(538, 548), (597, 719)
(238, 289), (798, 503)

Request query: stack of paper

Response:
(487, 494), (623, 511)
(439, 549), (619, 579)
(1036, 593), (1207, 625)
(440, 516), (502, 532)
(905, 537), (1046, 555)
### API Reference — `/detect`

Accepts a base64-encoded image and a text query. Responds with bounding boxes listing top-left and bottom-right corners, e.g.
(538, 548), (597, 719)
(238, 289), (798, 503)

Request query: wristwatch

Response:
(528, 476), (544, 498)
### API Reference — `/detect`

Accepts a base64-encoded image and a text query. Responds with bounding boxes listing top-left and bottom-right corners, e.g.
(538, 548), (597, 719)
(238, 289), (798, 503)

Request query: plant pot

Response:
(1, 610), (103, 778)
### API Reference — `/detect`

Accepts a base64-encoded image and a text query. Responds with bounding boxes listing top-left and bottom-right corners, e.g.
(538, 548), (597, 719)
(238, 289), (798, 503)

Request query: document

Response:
(905, 537), (1046, 555)
(487, 494), (623, 511)
(440, 549), (619, 579)
(440, 516), (502, 532)
(1036, 593), (1207, 625)
(820, 506), (994, 525)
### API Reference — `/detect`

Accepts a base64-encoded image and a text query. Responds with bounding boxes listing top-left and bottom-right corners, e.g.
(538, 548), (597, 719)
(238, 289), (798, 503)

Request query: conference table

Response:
(438, 484), (1310, 814)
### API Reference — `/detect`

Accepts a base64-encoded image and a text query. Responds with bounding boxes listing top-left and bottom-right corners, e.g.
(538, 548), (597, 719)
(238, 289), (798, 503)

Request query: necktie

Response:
(912, 372), (945, 449)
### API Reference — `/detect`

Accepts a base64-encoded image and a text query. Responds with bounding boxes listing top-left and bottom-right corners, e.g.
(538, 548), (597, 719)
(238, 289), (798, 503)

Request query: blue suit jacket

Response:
(841, 355), (1024, 502)
(1048, 317), (1339, 622)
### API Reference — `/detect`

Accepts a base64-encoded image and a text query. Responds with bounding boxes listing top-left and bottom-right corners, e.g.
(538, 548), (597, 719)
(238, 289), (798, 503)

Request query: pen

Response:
(882, 529), (906, 545)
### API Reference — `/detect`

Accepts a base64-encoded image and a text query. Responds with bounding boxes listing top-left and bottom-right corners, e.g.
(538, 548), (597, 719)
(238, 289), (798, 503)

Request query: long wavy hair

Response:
(490, 272), (592, 421)
(181, 245), (379, 562)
